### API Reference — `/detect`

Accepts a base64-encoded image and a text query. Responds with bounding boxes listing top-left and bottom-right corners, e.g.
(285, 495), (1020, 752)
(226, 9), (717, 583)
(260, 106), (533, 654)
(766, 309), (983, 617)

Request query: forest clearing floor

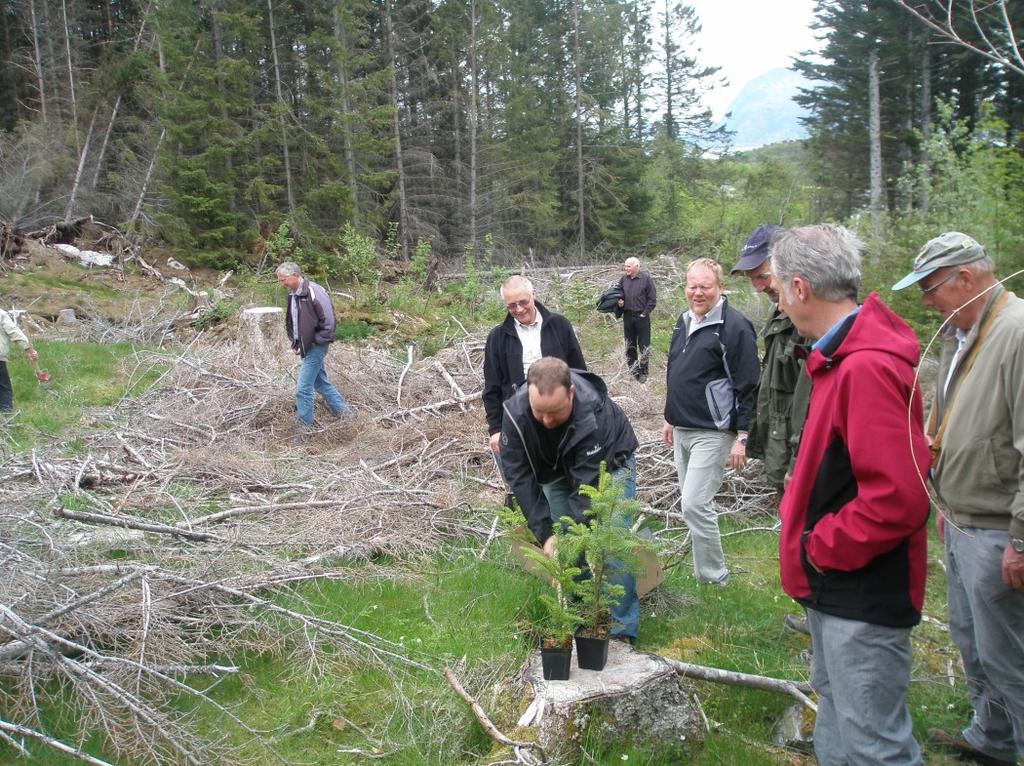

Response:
(0, 252), (966, 765)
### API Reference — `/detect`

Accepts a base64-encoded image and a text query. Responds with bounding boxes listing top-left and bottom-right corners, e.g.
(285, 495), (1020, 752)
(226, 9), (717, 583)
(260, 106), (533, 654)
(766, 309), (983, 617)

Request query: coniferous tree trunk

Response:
(331, 6), (359, 222)
(266, 0), (295, 215)
(468, 0), (479, 257)
(61, 0), (78, 148)
(868, 45), (884, 232)
(27, 0), (47, 123)
(384, 0), (410, 259)
(573, 0), (584, 260)
(919, 43), (931, 213)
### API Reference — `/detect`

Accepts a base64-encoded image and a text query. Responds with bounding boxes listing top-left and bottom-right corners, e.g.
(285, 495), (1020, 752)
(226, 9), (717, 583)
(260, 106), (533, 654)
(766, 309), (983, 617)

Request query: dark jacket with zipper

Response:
(664, 297), (759, 433)
(284, 278), (336, 357)
(779, 293), (931, 628)
(482, 302), (586, 435)
(500, 370), (638, 544)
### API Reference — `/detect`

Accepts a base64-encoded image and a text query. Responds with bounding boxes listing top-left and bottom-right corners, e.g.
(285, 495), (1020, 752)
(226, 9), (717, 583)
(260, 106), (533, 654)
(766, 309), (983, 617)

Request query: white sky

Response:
(684, 0), (821, 120)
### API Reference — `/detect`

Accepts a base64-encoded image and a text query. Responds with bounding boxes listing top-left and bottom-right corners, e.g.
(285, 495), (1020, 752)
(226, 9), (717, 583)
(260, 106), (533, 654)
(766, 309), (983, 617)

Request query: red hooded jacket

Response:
(779, 293), (931, 627)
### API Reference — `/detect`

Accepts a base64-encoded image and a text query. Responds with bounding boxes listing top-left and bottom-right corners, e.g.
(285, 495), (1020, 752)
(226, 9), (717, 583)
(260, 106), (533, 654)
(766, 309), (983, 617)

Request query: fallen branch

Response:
(443, 666), (547, 765)
(664, 658), (816, 712)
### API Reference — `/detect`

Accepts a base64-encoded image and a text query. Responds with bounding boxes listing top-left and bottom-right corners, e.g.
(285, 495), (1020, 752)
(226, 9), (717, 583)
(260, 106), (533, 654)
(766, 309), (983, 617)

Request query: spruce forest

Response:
(1, 0), (1022, 271)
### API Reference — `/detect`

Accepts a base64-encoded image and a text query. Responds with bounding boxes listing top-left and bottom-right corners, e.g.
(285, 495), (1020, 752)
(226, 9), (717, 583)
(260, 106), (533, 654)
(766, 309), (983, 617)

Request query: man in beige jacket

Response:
(0, 309), (38, 412)
(893, 232), (1024, 766)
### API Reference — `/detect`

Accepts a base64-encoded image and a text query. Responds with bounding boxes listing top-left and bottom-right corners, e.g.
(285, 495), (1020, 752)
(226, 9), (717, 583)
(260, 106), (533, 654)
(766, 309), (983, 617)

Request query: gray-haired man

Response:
(617, 257), (656, 382)
(893, 232), (1024, 766)
(276, 262), (350, 429)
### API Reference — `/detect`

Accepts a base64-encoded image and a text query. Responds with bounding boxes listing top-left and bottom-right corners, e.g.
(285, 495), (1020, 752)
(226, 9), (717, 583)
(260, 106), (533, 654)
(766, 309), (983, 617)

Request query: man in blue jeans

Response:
(500, 357), (640, 642)
(276, 262), (350, 430)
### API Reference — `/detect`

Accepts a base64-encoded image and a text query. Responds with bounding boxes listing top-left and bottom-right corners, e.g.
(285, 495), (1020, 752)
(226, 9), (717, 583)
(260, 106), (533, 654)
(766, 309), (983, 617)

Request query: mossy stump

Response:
(506, 642), (705, 761)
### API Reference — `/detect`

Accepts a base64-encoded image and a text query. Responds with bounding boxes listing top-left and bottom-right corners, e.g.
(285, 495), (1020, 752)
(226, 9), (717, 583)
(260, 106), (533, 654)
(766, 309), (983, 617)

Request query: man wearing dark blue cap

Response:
(731, 224), (810, 493)
(893, 232), (1024, 766)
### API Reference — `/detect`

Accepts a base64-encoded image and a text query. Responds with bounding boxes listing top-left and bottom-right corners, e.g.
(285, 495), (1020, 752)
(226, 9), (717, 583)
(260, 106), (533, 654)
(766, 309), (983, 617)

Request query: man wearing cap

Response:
(731, 224), (810, 494)
(617, 257), (657, 382)
(893, 232), (1024, 766)
(483, 276), (586, 454)
(773, 225), (931, 766)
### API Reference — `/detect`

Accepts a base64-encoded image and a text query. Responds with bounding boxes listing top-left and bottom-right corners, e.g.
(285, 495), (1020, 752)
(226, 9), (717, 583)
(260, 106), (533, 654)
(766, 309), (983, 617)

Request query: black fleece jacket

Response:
(664, 297), (759, 433)
(482, 302), (586, 434)
(500, 370), (638, 544)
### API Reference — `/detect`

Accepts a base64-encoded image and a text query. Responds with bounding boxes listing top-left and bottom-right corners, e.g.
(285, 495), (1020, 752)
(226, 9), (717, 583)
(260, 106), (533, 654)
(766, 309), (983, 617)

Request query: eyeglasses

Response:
(920, 269), (959, 294)
(505, 299), (532, 311)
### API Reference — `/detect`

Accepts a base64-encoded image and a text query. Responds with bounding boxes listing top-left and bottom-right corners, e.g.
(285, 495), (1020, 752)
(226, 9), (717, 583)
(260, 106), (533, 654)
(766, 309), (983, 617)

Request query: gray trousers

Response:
(672, 428), (732, 585)
(807, 609), (922, 766)
(946, 525), (1024, 762)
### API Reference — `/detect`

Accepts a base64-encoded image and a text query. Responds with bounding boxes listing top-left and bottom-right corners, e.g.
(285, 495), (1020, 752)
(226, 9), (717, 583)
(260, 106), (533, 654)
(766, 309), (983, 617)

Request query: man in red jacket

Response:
(770, 225), (931, 766)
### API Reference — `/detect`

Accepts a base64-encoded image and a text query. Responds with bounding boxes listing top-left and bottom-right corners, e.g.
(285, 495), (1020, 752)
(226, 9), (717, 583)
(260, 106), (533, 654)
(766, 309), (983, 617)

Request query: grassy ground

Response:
(0, 339), (162, 453)
(1, 267), (973, 765)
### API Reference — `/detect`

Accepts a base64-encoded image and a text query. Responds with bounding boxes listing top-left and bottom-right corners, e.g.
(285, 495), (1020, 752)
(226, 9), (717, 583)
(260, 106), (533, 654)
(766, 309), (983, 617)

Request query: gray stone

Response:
(771, 701), (814, 754)
(57, 308), (80, 326)
(506, 642), (705, 761)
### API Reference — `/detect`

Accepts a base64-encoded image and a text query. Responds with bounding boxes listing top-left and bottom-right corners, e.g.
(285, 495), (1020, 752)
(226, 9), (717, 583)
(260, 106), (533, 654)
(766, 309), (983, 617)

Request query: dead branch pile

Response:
(0, 284), (779, 763)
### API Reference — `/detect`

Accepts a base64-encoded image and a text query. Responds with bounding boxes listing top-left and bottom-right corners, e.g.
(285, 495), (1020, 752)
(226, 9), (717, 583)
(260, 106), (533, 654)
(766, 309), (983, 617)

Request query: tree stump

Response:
(240, 307), (283, 357)
(506, 642), (705, 761)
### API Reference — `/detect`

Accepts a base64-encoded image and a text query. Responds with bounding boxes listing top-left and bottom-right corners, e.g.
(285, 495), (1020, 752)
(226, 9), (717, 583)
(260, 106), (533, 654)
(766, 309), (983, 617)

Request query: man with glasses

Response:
(483, 276), (586, 454)
(893, 232), (1024, 766)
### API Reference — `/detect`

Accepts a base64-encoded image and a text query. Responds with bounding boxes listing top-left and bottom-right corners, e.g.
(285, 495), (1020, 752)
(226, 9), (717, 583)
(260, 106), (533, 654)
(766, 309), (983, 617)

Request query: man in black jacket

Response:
(483, 276), (586, 454)
(661, 258), (759, 586)
(501, 357), (640, 641)
(617, 257), (657, 382)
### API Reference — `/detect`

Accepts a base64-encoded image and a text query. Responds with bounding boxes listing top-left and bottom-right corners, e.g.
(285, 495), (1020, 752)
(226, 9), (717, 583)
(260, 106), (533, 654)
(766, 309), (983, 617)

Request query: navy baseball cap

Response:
(892, 232), (987, 291)
(731, 224), (782, 274)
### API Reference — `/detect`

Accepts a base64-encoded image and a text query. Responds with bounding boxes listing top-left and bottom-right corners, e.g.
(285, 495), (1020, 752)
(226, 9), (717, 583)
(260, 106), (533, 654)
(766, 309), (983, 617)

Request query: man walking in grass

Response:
(893, 232), (1024, 766)
(772, 225), (931, 766)
(0, 308), (39, 412)
(276, 262), (350, 430)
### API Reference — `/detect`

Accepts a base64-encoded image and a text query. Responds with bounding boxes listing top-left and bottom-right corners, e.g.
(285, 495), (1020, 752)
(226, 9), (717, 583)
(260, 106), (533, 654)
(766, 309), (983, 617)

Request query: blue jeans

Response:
(541, 458), (640, 639)
(295, 343), (349, 426)
(945, 526), (1024, 762)
(807, 609), (921, 766)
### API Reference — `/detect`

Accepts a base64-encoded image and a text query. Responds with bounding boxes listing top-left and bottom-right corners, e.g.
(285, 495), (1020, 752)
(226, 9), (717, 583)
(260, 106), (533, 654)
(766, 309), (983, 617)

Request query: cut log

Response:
(505, 642), (705, 762)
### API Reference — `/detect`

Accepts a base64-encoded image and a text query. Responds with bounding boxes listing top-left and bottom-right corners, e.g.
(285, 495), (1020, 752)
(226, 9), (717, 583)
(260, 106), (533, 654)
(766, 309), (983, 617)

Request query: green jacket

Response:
(930, 285), (1024, 540)
(0, 309), (31, 362)
(748, 308), (810, 490)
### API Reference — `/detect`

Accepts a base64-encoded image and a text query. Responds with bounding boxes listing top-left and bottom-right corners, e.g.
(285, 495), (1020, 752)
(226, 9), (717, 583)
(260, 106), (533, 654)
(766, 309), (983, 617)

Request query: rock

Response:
(54, 243), (115, 267)
(771, 702), (814, 754)
(506, 642), (705, 761)
(57, 308), (80, 326)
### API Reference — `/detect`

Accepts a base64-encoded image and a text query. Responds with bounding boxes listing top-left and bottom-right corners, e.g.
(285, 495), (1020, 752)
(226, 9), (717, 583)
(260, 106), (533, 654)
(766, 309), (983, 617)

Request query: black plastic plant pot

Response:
(540, 641), (573, 680)
(574, 634), (609, 671)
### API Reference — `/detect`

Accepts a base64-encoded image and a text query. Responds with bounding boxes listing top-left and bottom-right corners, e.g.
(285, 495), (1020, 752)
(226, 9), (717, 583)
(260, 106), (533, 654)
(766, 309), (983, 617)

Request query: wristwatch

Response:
(1011, 537), (1024, 554)
(736, 432), (748, 446)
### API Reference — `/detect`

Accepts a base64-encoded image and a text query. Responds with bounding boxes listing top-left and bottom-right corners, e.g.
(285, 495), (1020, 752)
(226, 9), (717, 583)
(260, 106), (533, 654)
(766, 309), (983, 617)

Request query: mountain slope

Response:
(721, 68), (810, 151)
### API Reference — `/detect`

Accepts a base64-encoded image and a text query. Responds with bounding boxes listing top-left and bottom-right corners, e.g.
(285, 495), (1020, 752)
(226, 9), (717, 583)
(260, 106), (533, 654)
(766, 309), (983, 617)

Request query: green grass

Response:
(0, 339), (163, 453)
(0, 513), (970, 765)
